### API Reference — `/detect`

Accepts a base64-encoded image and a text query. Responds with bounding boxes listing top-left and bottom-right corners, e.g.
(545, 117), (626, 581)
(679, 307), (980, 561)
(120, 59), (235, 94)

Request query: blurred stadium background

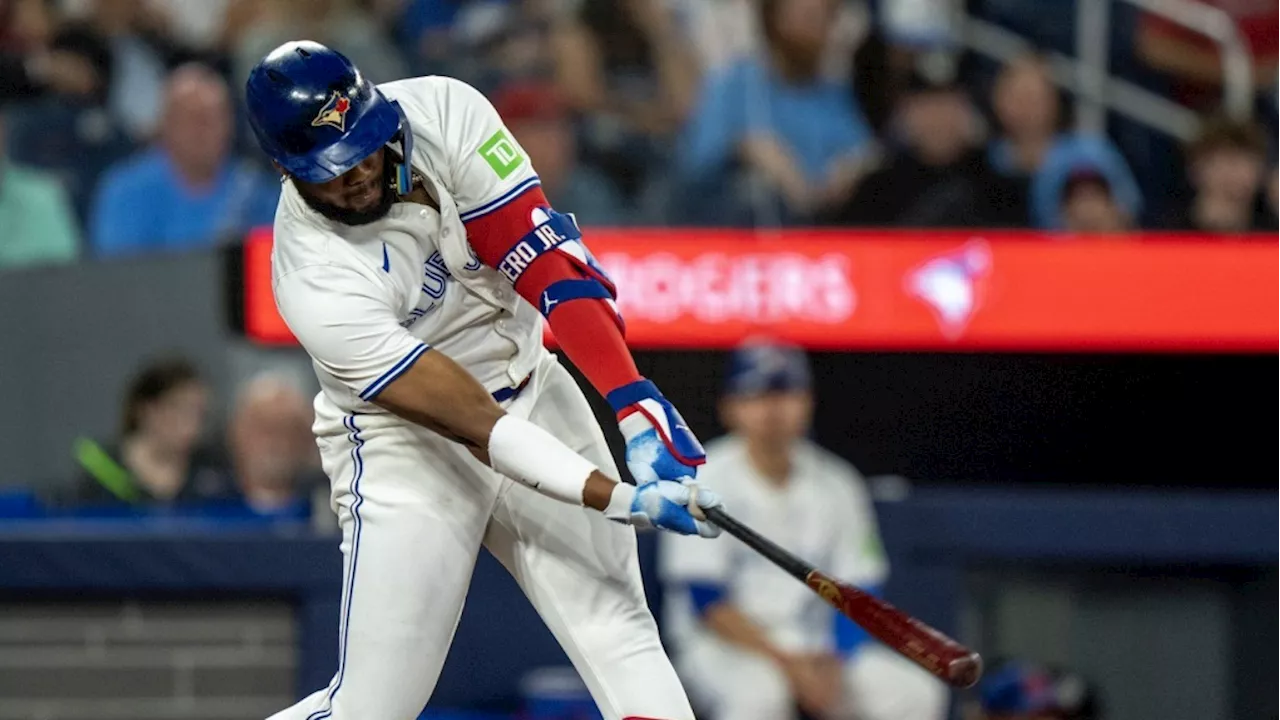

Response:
(0, 0), (1275, 719)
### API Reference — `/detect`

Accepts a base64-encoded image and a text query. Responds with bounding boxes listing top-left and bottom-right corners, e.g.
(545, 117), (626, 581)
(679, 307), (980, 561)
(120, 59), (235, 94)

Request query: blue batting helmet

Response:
(245, 41), (408, 184)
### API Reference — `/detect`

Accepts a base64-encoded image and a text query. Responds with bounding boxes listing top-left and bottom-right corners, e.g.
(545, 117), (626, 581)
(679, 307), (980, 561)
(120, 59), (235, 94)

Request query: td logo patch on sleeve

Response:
(478, 129), (525, 179)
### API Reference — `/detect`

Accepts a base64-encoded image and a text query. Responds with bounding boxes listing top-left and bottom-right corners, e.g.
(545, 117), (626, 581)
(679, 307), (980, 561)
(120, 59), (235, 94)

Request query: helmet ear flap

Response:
(390, 101), (415, 195)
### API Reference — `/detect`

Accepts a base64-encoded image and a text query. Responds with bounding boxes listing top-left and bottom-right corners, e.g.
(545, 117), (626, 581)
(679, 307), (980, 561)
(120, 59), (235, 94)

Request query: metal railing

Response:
(963, 0), (1255, 141)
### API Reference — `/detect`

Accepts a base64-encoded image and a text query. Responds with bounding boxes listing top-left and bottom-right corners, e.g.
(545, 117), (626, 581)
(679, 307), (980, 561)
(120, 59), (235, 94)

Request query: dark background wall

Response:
(596, 351), (1276, 489)
(1, 248), (1273, 491)
(0, 249), (1274, 720)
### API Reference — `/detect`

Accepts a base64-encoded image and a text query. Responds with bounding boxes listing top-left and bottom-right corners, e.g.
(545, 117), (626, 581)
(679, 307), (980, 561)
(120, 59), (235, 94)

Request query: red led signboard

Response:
(240, 227), (1278, 353)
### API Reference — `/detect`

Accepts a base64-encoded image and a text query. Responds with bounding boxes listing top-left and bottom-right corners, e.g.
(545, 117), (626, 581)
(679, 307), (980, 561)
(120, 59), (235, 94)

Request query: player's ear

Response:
(271, 160), (287, 177)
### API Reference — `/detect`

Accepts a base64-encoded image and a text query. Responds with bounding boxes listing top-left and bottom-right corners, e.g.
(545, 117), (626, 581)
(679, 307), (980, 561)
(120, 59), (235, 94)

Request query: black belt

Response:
(491, 372), (532, 403)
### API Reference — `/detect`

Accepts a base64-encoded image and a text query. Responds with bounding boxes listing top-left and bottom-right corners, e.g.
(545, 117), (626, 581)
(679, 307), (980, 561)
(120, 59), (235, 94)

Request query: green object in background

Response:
(73, 438), (140, 503)
(0, 164), (81, 270)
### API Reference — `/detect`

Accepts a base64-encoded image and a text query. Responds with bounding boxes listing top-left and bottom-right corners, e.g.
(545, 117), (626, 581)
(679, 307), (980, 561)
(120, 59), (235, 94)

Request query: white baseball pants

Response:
(268, 353), (695, 720)
(677, 637), (949, 720)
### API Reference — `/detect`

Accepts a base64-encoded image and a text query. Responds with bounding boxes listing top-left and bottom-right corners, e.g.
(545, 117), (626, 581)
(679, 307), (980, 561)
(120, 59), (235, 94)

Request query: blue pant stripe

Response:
(306, 415), (366, 720)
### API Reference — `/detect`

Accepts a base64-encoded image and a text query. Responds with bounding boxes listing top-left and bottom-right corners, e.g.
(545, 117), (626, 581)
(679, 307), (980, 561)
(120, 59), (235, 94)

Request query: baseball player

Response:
(659, 339), (948, 720)
(243, 42), (722, 720)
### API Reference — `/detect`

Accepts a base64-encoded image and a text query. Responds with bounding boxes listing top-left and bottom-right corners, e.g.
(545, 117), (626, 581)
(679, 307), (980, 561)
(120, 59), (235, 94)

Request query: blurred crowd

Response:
(0, 0), (1276, 272)
(49, 354), (324, 521)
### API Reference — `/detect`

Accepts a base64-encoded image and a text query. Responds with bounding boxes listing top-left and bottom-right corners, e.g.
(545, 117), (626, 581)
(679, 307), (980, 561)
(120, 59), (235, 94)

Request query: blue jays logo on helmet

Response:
(245, 41), (410, 185)
(311, 91), (352, 132)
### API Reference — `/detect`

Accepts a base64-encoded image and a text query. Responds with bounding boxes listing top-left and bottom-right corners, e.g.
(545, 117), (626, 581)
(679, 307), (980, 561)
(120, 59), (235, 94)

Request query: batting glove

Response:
(606, 379), (705, 485)
(604, 480), (722, 538)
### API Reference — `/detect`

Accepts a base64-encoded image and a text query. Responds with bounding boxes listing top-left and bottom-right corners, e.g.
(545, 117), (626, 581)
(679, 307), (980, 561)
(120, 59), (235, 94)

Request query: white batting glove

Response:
(603, 480), (722, 538)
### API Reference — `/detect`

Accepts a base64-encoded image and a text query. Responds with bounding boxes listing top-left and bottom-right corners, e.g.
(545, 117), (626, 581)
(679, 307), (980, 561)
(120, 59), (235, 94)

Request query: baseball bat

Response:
(702, 504), (982, 688)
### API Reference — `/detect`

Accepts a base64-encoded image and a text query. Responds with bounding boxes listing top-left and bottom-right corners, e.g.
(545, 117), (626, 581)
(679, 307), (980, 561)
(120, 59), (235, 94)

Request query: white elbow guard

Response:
(488, 414), (598, 505)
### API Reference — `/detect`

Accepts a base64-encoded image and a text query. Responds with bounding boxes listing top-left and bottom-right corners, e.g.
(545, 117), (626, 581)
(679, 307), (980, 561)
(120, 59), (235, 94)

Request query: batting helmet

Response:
(245, 41), (411, 186)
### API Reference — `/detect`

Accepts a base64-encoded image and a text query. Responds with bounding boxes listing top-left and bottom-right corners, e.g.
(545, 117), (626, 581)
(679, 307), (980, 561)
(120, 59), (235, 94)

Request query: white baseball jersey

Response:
(265, 75), (699, 720)
(660, 435), (889, 655)
(657, 437), (947, 720)
(272, 76), (548, 440)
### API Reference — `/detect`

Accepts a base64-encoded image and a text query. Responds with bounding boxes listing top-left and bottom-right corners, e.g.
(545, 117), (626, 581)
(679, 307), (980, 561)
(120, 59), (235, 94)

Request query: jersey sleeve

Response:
(274, 265), (429, 402)
(433, 77), (540, 223)
(827, 462), (889, 588)
(431, 77), (645, 399)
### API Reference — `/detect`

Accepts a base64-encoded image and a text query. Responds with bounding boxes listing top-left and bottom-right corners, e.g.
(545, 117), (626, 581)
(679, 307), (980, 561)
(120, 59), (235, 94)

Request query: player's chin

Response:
(346, 196), (381, 214)
(308, 185), (395, 226)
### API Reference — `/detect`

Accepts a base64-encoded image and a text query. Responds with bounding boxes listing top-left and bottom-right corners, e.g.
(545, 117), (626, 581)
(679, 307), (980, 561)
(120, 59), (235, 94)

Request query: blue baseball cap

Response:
(723, 339), (812, 397)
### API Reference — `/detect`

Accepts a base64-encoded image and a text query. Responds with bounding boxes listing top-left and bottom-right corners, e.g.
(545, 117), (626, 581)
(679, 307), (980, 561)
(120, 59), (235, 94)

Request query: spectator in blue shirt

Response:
(676, 0), (876, 226)
(89, 63), (279, 258)
(988, 55), (1142, 230)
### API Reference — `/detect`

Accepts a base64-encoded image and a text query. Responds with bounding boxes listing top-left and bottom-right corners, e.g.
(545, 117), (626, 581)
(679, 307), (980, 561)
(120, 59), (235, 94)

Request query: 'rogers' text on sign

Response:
(599, 252), (857, 324)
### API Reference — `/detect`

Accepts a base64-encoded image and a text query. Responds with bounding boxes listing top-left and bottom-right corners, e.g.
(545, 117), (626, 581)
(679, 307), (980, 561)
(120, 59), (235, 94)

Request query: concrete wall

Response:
(0, 600), (295, 720)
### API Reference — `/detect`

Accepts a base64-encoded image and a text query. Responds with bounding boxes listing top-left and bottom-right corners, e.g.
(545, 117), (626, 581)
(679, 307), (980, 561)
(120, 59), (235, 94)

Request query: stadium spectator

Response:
(988, 55), (1143, 229)
(380, 0), (469, 77)
(1058, 168), (1131, 234)
(825, 71), (1021, 227)
(61, 0), (181, 141)
(414, 0), (560, 92)
(0, 111), (81, 269)
(677, 0), (866, 79)
(659, 339), (947, 720)
(1267, 166), (1278, 225)
(88, 63), (278, 258)
(553, 0), (699, 203)
(965, 659), (1101, 720)
(494, 79), (631, 225)
(231, 0), (407, 92)
(484, 1), (561, 86)
(1160, 115), (1272, 234)
(155, 0), (232, 52)
(68, 356), (234, 508)
(1134, 0), (1278, 111)
(675, 0), (875, 225)
(0, 0), (100, 103)
(847, 18), (912, 136)
(2, 3), (136, 223)
(226, 373), (317, 519)
(676, 0), (758, 74)
(876, 0), (956, 50)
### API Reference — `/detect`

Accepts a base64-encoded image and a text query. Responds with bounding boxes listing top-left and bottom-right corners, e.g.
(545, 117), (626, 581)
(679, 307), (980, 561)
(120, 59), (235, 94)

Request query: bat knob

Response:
(946, 652), (983, 688)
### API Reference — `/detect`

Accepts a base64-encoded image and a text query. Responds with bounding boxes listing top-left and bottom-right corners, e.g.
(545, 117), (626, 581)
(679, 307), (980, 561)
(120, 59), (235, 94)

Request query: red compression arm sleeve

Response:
(464, 187), (642, 397)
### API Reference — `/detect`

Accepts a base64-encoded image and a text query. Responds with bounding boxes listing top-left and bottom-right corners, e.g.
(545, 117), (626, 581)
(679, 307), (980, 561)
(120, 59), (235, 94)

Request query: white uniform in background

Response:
(268, 76), (692, 720)
(660, 435), (948, 720)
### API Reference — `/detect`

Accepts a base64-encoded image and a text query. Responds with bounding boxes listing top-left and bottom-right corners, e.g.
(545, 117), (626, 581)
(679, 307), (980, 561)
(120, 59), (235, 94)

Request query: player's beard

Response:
(295, 156), (398, 226)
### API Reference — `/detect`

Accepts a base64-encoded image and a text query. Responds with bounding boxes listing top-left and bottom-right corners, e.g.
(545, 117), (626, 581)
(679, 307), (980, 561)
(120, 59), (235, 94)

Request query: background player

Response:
(659, 338), (948, 720)
(245, 42), (721, 720)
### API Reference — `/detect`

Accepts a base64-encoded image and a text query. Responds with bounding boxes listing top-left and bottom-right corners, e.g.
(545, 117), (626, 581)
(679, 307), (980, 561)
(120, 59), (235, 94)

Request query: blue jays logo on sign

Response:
(905, 239), (992, 339)
(312, 91), (352, 131)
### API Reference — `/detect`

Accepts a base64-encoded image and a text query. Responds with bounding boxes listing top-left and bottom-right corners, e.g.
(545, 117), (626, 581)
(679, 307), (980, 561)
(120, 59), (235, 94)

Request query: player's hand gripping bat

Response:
(700, 503), (982, 688)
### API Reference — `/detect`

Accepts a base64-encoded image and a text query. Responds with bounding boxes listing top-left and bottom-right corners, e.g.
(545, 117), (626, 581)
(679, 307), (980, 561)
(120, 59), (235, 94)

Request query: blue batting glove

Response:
(606, 379), (705, 485)
(603, 480), (722, 538)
